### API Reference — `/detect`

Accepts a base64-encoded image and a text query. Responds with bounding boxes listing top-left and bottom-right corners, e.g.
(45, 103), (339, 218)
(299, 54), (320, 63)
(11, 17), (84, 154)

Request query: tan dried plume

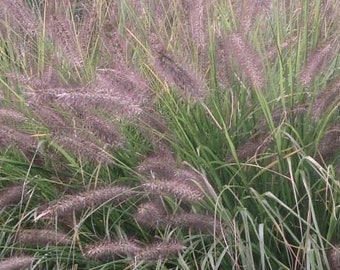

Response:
(16, 229), (71, 246)
(0, 256), (35, 270)
(35, 185), (136, 220)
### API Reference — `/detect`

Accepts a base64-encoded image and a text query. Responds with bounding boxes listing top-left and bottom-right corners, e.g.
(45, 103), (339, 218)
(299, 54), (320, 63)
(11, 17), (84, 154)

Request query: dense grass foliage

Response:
(0, 0), (339, 269)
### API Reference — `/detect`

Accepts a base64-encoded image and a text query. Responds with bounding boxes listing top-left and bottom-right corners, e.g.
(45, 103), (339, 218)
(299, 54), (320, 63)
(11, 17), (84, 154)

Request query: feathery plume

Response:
(317, 124), (340, 162)
(84, 239), (141, 261)
(257, 105), (308, 130)
(28, 103), (70, 132)
(134, 201), (167, 227)
(100, 22), (127, 68)
(0, 184), (25, 210)
(1, 0), (37, 34)
(300, 44), (333, 87)
(53, 91), (143, 119)
(46, 14), (82, 67)
(174, 168), (206, 188)
(78, 2), (98, 56)
(52, 135), (113, 164)
(35, 185), (135, 220)
(149, 33), (207, 101)
(215, 35), (232, 88)
(135, 241), (186, 261)
(311, 78), (340, 119)
(137, 108), (171, 150)
(227, 134), (272, 162)
(16, 229), (71, 246)
(11, 65), (63, 90)
(82, 116), (124, 146)
(136, 152), (176, 179)
(94, 68), (150, 99)
(0, 109), (27, 125)
(327, 244), (340, 270)
(142, 179), (204, 202)
(170, 213), (223, 235)
(0, 256), (35, 270)
(236, 0), (269, 35)
(266, 36), (297, 61)
(226, 32), (265, 89)
(186, 0), (210, 67)
(0, 125), (36, 152)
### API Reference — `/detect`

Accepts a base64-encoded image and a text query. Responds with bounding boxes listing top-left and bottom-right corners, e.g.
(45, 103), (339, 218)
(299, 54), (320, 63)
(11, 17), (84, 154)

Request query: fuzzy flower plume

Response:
(0, 109), (27, 125)
(136, 152), (177, 179)
(16, 229), (71, 246)
(1, 0), (37, 34)
(149, 33), (207, 101)
(226, 32), (265, 89)
(135, 241), (186, 261)
(84, 239), (141, 261)
(0, 184), (25, 210)
(52, 135), (114, 164)
(311, 78), (340, 119)
(35, 185), (135, 220)
(169, 213), (223, 235)
(0, 125), (36, 152)
(317, 124), (340, 163)
(134, 201), (167, 227)
(300, 44), (333, 87)
(46, 14), (83, 67)
(0, 256), (35, 270)
(142, 179), (204, 202)
(327, 244), (340, 270)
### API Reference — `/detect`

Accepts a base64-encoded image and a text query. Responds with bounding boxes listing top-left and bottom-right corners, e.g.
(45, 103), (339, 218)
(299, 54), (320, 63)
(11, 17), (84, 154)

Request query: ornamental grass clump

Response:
(0, 0), (339, 269)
